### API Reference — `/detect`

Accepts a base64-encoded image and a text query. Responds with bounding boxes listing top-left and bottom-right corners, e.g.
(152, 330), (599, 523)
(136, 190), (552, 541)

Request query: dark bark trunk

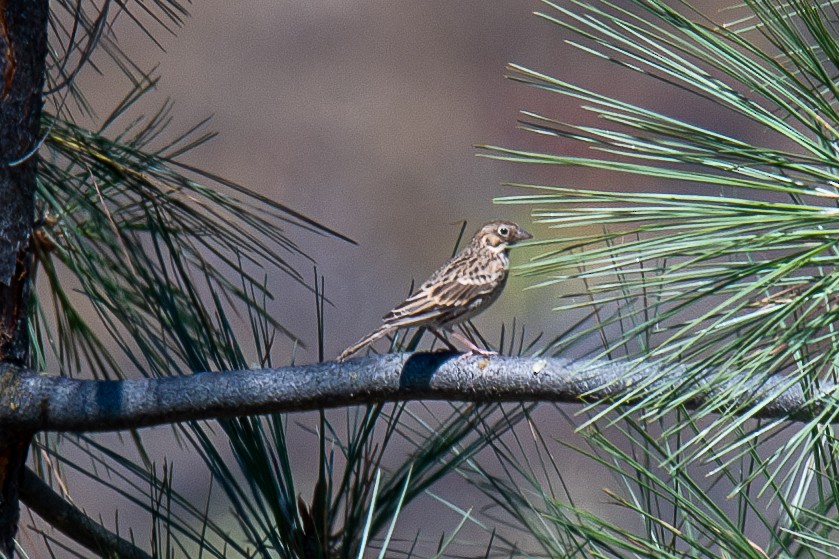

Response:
(0, 0), (48, 556)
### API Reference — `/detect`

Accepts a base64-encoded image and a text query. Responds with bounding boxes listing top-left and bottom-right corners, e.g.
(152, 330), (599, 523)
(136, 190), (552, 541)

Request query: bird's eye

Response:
(498, 226), (510, 237)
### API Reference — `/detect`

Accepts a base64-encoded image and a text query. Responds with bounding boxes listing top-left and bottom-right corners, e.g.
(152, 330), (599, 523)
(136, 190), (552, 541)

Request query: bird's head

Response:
(472, 220), (533, 251)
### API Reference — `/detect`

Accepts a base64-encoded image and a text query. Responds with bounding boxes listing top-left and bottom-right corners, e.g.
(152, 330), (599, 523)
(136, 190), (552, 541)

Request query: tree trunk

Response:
(0, 0), (48, 556)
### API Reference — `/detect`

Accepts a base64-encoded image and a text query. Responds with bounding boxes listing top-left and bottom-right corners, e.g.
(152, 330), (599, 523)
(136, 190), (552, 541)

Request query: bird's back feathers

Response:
(383, 246), (508, 328)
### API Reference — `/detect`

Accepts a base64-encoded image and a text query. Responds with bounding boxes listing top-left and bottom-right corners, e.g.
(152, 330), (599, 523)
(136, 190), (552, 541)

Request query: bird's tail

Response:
(337, 325), (392, 362)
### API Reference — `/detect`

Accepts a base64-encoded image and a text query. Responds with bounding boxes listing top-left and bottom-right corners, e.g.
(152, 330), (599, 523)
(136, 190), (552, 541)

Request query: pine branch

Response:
(0, 353), (830, 433)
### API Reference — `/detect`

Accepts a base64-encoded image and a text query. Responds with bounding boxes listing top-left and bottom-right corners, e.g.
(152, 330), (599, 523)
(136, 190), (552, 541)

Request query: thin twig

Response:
(20, 468), (152, 559)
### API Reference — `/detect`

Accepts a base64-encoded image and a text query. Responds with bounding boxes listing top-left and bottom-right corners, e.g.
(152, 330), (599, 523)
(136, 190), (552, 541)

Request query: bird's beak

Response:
(516, 228), (533, 242)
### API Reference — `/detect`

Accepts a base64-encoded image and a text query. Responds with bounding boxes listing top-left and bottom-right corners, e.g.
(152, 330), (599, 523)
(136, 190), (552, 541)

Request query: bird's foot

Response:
(449, 330), (497, 359)
(458, 347), (498, 360)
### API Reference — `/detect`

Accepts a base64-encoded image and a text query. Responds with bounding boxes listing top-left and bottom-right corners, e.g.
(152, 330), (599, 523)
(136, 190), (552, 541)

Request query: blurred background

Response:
(81, 0), (670, 360)
(33, 0), (754, 556)
(73, 0), (744, 358)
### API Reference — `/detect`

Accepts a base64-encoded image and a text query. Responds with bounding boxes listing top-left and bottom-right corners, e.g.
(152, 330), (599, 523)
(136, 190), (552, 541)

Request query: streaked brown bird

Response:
(337, 220), (532, 361)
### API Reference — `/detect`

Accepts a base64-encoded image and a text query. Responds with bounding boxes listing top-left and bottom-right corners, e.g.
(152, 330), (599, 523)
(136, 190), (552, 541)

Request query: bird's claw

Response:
(458, 349), (498, 360)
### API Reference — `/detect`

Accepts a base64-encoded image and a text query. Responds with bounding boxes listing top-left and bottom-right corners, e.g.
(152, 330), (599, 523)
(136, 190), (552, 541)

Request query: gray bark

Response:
(4, 351), (829, 556)
(0, 353), (827, 433)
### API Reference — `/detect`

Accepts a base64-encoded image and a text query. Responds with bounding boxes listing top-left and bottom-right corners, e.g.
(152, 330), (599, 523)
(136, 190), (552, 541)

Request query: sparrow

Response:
(337, 220), (532, 361)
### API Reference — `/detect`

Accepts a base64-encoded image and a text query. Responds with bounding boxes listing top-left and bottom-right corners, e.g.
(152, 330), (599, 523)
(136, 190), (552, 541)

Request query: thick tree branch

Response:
(0, 353), (832, 433)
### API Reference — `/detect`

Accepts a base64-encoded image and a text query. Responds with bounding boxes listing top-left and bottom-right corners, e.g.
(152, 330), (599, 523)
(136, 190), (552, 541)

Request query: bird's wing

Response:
(382, 252), (506, 328)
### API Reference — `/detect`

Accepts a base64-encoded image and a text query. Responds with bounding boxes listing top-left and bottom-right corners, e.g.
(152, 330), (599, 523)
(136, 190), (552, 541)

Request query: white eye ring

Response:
(498, 226), (510, 236)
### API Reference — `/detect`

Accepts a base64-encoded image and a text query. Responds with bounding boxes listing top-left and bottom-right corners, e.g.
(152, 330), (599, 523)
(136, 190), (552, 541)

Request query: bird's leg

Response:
(449, 328), (498, 358)
(428, 327), (459, 352)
